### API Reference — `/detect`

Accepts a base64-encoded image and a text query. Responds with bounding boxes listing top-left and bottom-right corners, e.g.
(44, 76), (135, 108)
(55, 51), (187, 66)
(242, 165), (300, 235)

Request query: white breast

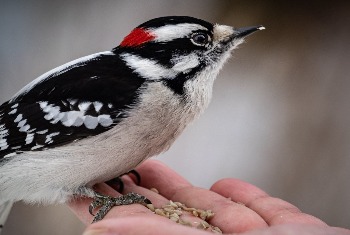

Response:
(0, 66), (219, 205)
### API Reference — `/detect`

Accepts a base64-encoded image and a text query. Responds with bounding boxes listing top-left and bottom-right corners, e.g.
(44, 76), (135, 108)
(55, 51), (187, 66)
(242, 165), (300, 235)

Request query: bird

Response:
(0, 16), (264, 227)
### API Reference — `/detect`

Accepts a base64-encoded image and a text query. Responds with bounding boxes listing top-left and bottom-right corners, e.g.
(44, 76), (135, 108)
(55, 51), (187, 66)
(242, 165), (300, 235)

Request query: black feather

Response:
(0, 53), (145, 159)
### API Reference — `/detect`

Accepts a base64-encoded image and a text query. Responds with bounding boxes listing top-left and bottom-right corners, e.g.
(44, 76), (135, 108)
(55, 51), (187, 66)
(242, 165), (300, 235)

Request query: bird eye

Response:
(191, 33), (209, 46)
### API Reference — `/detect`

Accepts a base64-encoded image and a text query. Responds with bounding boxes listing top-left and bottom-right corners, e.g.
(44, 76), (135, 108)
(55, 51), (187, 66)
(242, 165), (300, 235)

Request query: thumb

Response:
(82, 215), (210, 235)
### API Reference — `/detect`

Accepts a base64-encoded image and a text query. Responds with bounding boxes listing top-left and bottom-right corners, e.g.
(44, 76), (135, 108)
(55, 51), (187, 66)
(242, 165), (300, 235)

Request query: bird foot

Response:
(89, 192), (151, 223)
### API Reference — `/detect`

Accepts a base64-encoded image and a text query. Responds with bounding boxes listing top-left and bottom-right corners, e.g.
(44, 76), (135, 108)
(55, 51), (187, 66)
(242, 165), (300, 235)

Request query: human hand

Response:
(69, 160), (350, 235)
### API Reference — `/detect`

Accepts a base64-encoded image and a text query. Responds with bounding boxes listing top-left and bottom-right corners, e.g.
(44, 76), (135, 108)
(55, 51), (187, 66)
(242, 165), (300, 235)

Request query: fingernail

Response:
(83, 228), (119, 235)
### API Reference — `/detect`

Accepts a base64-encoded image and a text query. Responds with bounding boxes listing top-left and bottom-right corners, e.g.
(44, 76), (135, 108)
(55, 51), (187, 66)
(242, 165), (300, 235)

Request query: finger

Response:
(211, 178), (328, 226)
(170, 186), (267, 233)
(136, 160), (193, 196)
(136, 160), (267, 233)
(237, 224), (350, 235)
(83, 216), (214, 235)
(210, 178), (268, 206)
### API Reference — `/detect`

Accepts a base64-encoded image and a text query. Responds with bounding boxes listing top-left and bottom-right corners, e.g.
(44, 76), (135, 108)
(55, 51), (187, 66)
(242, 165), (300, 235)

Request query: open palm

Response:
(69, 160), (349, 235)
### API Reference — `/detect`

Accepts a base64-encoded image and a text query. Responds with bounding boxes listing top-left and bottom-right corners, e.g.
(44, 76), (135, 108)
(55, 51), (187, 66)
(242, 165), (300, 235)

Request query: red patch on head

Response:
(120, 28), (155, 47)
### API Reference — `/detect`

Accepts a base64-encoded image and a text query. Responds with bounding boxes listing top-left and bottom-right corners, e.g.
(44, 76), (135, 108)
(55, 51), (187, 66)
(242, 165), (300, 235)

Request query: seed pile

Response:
(147, 189), (222, 233)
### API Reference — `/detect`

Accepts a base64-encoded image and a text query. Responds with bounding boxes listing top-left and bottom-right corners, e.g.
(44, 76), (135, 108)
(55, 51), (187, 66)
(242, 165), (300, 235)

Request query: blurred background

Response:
(1, 0), (349, 234)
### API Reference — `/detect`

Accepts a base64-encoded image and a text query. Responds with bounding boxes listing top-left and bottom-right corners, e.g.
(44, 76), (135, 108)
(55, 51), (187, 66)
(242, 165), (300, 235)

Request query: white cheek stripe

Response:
(10, 51), (114, 102)
(121, 53), (200, 80)
(121, 53), (178, 80)
(171, 53), (200, 74)
(151, 23), (208, 42)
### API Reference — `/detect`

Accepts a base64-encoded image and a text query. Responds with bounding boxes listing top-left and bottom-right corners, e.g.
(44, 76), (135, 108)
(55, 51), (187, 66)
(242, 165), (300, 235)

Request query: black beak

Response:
(234, 25), (265, 38)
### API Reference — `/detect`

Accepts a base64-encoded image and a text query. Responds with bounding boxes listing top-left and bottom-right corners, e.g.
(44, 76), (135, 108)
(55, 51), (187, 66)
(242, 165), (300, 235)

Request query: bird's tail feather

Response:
(0, 201), (13, 235)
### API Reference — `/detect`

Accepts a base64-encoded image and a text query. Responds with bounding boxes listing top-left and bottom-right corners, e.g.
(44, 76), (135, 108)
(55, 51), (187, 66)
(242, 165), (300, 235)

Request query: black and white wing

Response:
(0, 51), (145, 158)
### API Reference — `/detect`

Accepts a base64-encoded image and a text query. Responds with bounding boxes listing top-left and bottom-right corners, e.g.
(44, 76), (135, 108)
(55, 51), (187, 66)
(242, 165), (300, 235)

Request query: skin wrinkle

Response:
(172, 187), (267, 233)
(248, 196), (300, 225)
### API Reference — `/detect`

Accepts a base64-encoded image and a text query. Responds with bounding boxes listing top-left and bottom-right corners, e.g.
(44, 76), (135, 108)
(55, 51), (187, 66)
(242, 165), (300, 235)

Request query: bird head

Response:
(115, 16), (264, 94)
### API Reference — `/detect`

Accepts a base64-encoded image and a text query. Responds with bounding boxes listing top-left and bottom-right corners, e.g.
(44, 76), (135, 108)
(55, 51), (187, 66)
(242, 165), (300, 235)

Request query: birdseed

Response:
(147, 196), (222, 234)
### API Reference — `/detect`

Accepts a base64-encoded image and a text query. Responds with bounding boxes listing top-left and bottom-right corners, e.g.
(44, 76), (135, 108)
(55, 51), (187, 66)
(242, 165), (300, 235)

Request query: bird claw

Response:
(127, 170), (141, 185)
(106, 170), (142, 192)
(89, 192), (151, 223)
(88, 193), (110, 216)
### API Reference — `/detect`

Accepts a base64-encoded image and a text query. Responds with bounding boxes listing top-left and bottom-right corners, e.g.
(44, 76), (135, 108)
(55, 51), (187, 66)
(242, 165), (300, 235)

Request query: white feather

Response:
(83, 115), (98, 129)
(8, 109), (17, 115)
(0, 144), (8, 150)
(45, 132), (60, 144)
(0, 139), (7, 148)
(121, 53), (178, 80)
(11, 103), (18, 109)
(36, 129), (48, 134)
(62, 111), (84, 127)
(25, 133), (35, 145)
(78, 102), (91, 112)
(0, 125), (8, 137)
(19, 124), (30, 132)
(171, 53), (200, 73)
(13, 114), (22, 123)
(98, 115), (113, 127)
(93, 102), (103, 113)
(151, 23), (207, 42)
